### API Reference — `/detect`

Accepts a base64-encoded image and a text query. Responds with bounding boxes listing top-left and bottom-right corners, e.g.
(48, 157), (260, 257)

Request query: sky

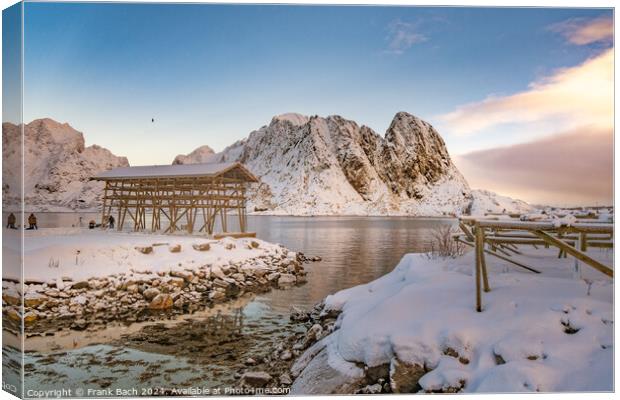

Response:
(6, 3), (614, 206)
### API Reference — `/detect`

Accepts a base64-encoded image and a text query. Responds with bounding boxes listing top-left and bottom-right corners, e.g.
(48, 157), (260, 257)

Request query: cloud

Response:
(440, 48), (613, 136)
(549, 15), (613, 45)
(454, 127), (613, 206)
(385, 19), (427, 55)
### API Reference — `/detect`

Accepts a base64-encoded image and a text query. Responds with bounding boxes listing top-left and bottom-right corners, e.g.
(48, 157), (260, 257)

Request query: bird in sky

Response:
(151, 118), (155, 123)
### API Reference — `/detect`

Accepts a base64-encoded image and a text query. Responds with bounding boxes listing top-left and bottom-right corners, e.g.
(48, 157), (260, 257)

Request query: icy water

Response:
(10, 214), (455, 395)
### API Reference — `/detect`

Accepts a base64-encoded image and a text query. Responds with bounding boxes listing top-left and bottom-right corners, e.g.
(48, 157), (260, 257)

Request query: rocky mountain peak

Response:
(173, 145), (216, 165)
(271, 113), (310, 127)
(3, 118), (128, 210)
(380, 112), (454, 197)
(173, 111), (474, 215)
(28, 118), (86, 153)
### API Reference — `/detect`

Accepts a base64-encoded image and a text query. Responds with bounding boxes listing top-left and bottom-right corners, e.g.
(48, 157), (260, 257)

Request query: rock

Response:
(279, 373), (292, 386)
(173, 298), (185, 309)
(389, 358), (426, 393)
(2, 290), (21, 306)
(241, 371), (272, 387)
(149, 294), (173, 310)
(245, 357), (257, 366)
(225, 242), (236, 250)
(209, 291), (226, 301)
(304, 324), (323, 347)
(356, 384), (383, 394)
(266, 272), (280, 282)
(231, 273), (246, 282)
(250, 240), (260, 249)
(142, 288), (160, 300)
(277, 273), (297, 287)
(192, 243), (211, 251)
(6, 308), (21, 322)
(169, 244), (182, 253)
(166, 277), (185, 288)
(134, 246), (153, 254)
(170, 270), (194, 282)
(70, 281), (90, 290)
(210, 266), (226, 280)
(71, 318), (88, 330)
(280, 350), (292, 361)
(366, 363), (390, 382)
(212, 279), (230, 289)
(126, 284), (139, 293)
(291, 346), (365, 394)
(24, 293), (46, 307)
(71, 295), (88, 306)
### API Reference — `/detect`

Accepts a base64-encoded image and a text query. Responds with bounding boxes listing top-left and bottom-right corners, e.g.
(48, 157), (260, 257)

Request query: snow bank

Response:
(298, 247), (613, 393)
(4, 228), (286, 283)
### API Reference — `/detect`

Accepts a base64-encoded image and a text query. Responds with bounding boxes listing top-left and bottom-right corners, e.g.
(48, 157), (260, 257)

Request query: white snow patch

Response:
(308, 247), (613, 392)
(3, 228), (286, 283)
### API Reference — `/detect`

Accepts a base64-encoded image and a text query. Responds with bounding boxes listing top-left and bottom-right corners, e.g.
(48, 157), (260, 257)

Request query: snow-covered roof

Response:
(92, 162), (258, 182)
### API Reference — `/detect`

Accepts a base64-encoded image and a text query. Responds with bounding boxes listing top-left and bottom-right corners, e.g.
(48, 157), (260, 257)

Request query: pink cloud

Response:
(441, 48), (613, 136)
(455, 127), (613, 206)
(549, 15), (613, 45)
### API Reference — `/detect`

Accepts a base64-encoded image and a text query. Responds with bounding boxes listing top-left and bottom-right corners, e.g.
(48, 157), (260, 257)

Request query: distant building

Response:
(91, 162), (258, 234)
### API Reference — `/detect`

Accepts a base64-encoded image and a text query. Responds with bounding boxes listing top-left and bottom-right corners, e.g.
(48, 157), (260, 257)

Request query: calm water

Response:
(12, 213), (455, 393)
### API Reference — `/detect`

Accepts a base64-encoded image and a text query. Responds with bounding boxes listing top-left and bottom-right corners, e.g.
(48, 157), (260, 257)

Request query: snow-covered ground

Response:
(3, 228), (289, 283)
(291, 246), (613, 393)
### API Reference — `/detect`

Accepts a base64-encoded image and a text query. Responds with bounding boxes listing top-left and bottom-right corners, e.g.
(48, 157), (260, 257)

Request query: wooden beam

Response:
(532, 230), (613, 278)
(456, 238), (541, 274)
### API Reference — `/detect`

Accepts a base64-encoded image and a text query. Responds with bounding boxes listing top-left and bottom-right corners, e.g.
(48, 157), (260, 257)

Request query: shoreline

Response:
(265, 247), (613, 394)
(2, 208), (461, 219)
(2, 230), (313, 336)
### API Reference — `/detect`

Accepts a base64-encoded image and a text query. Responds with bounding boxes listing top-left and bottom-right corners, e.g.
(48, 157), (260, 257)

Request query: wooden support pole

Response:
(459, 222), (475, 242)
(475, 225), (491, 293)
(101, 181), (109, 228)
(474, 225), (483, 312)
(456, 238), (540, 274)
(533, 230), (613, 278)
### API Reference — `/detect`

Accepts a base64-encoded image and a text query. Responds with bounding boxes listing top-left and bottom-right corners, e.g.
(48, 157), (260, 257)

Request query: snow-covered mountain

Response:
(2, 118), (129, 211)
(470, 189), (533, 216)
(2, 115), (531, 215)
(174, 112), (476, 216)
(172, 145), (217, 165)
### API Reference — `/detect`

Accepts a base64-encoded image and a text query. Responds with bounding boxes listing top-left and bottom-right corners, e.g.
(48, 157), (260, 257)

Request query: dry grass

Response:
(427, 225), (466, 259)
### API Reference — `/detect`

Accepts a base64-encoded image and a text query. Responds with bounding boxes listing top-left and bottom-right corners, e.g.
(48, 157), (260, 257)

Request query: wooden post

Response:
(100, 181), (109, 228)
(474, 224), (483, 312)
(475, 224), (491, 293)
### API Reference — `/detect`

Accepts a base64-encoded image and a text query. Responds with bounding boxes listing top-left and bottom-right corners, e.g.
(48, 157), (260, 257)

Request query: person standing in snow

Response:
(6, 213), (16, 229)
(27, 213), (38, 230)
(108, 215), (115, 229)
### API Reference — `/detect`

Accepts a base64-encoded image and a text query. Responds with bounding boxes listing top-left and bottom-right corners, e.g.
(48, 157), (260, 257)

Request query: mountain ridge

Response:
(174, 111), (523, 216)
(2, 119), (129, 211)
(2, 114), (532, 215)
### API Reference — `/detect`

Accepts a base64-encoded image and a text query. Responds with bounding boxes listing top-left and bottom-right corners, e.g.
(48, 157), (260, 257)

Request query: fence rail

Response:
(456, 217), (613, 312)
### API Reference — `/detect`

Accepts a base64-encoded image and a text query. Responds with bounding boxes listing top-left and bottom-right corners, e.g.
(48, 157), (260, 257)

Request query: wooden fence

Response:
(455, 217), (613, 312)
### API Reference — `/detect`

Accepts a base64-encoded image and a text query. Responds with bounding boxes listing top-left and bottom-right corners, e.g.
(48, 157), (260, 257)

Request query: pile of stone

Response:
(234, 302), (338, 390)
(262, 302), (466, 394)
(2, 241), (309, 336)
